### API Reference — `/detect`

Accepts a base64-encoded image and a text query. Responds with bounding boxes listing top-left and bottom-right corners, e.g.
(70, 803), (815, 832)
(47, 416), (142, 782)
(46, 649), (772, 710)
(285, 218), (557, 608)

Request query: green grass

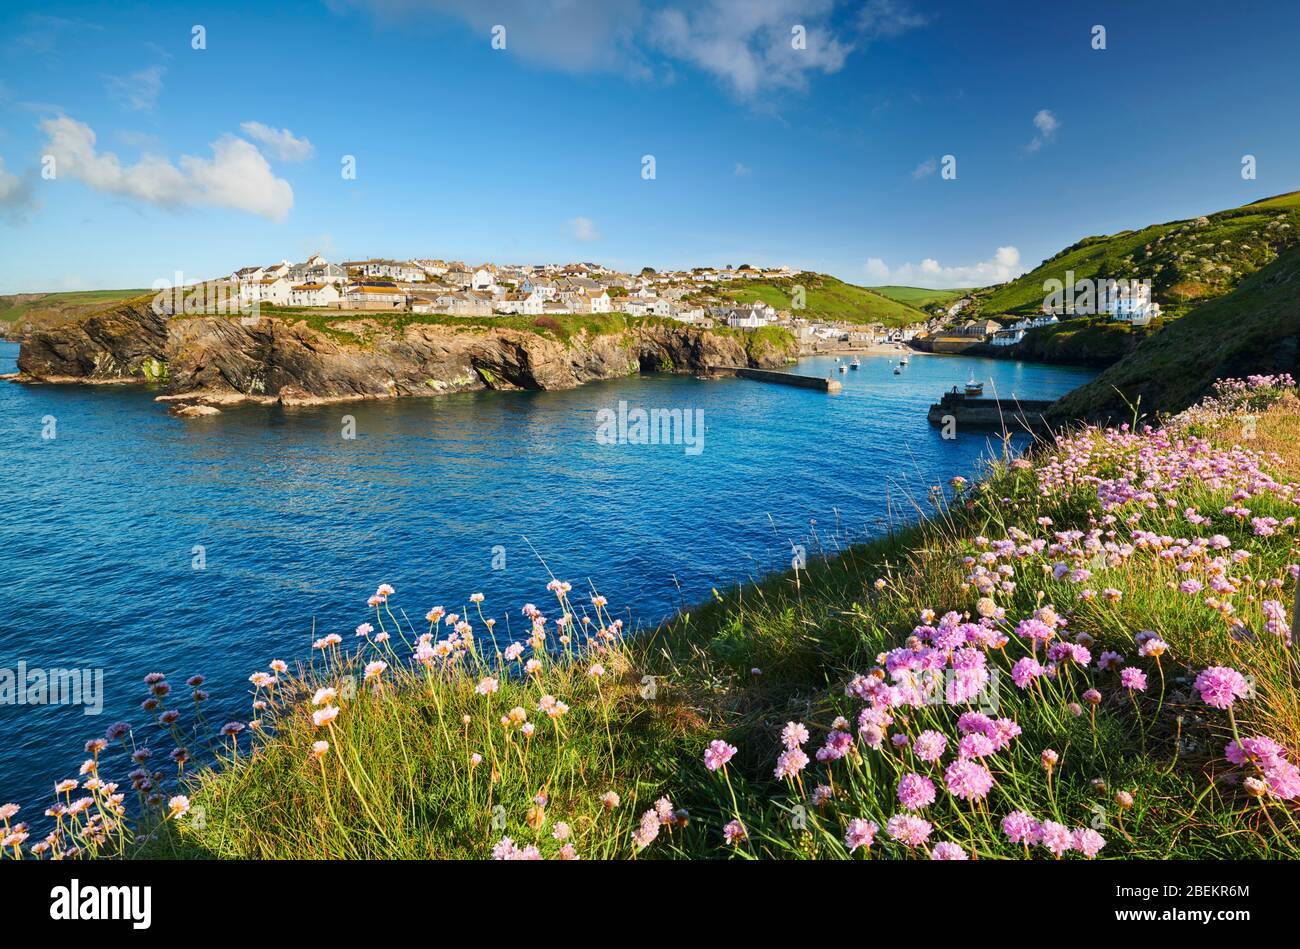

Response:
(972, 190), (1300, 319)
(257, 307), (639, 345)
(868, 285), (974, 308)
(723, 272), (930, 327)
(0, 289), (149, 328)
(78, 379), (1291, 862)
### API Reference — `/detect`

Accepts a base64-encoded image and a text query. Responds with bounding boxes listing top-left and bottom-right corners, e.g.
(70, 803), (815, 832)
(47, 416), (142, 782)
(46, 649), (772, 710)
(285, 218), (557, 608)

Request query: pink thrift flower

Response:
(1011, 657), (1045, 689)
(1224, 735), (1286, 768)
(1002, 810), (1042, 845)
(1072, 827), (1106, 858)
(913, 730), (947, 763)
(704, 739), (738, 772)
(1120, 668), (1147, 692)
(930, 841), (968, 860)
(774, 748), (809, 780)
(1264, 761), (1300, 800)
(780, 721), (810, 749)
(897, 773), (936, 811)
(886, 813), (932, 848)
(723, 819), (748, 845)
(958, 733), (996, 759)
(844, 818), (878, 853)
(1194, 666), (1250, 709)
(944, 758), (994, 801)
(1040, 820), (1073, 856)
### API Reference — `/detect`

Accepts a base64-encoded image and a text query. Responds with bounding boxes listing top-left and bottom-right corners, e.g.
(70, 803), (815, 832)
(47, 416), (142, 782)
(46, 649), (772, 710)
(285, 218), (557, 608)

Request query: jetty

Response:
(721, 366), (841, 392)
(927, 387), (1054, 431)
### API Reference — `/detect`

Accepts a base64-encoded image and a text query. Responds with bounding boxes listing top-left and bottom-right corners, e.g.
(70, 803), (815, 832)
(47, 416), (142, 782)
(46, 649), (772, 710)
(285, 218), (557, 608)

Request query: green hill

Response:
(1049, 242), (1300, 421)
(867, 285), (973, 308)
(0, 289), (149, 334)
(722, 272), (930, 326)
(971, 191), (1300, 319)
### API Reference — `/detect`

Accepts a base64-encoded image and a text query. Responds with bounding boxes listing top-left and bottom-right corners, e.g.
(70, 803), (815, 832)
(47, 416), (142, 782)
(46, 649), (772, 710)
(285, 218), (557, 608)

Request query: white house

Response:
(990, 327), (1026, 347)
(521, 290), (545, 315)
(1105, 283), (1161, 326)
(349, 260), (426, 282)
(1012, 314), (1059, 332)
(570, 289), (611, 313)
(242, 276), (291, 306)
(289, 283), (341, 307)
(472, 268), (496, 291)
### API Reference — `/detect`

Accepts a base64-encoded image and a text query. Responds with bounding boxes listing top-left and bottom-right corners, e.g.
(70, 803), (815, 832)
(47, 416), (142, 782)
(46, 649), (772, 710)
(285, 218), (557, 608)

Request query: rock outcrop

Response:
(16, 299), (797, 408)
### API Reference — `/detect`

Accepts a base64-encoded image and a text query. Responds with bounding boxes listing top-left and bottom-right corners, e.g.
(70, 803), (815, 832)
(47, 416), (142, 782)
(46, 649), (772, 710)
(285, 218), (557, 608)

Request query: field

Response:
(868, 285), (973, 308)
(0, 289), (149, 332)
(722, 272), (930, 326)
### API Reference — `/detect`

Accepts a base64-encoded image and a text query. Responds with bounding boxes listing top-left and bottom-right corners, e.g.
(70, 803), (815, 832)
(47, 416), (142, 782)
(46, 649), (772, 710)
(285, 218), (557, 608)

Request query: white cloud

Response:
(240, 122), (316, 162)
(343, 1), (925, 100)
(911, 157), (937, 179)
(733, 161), (751, 176)
(342, 0), (649, 75)
(1026, 109), (1060, 153)
(106, 65), (165, 111)
(39, 116), (294, 222)
(857, 0), (929, 38)
(0, 155), (39, 223)
(649, 1), (851, 98)
(864, 246), (1024, 289)
(570, 216), (599, 242)
(9, 14), (102, 56)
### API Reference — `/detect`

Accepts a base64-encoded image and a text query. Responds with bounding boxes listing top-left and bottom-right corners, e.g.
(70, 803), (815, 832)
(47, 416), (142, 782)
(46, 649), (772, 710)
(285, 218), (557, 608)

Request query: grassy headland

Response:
(968, 191), (1300, 320)
(0, 289), (149, 335)
(1049, 244), (1300, 420)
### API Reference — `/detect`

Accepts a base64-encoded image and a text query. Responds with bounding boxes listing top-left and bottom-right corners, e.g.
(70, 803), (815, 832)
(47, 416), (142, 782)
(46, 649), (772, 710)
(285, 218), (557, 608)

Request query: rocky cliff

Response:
(15, 298), (798, 409)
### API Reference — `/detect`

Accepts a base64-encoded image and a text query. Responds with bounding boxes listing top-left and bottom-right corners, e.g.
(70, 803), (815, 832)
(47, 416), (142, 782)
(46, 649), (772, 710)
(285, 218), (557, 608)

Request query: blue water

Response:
(0, 341), (1093, 808)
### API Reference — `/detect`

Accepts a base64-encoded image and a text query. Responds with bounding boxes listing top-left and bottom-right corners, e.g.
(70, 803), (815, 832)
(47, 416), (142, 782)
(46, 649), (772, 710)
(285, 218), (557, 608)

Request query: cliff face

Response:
(15, 301), (796, 406)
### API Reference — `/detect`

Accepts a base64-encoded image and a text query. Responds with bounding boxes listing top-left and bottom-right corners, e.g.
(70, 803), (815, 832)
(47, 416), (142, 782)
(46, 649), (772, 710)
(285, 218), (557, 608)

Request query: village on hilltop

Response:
(218, 253), (1164, 354)
(223, 254), (918, 348)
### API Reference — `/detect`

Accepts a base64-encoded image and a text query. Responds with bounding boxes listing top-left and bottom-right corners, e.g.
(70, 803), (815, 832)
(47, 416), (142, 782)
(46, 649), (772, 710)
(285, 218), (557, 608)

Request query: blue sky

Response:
(1, 0), (1298, 294)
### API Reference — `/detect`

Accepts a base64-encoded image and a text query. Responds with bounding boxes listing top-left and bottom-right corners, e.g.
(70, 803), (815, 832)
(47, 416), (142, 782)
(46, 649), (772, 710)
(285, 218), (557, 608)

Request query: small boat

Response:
(963, 373), (984, 397)
(899, 355), (909, 366)
(849, 358), (861, 370)
(893, 366), (901, 375)
(838, 364), (848, 373)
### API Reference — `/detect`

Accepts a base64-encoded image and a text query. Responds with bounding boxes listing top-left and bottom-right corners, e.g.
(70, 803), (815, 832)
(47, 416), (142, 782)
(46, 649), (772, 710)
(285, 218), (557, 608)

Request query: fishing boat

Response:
(899, 354), (909, 366)
(838, 364), (848, 373)
(849, 358), (861, 370)
(963, 373), (984, 397)
(893, 366), (901, 375)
